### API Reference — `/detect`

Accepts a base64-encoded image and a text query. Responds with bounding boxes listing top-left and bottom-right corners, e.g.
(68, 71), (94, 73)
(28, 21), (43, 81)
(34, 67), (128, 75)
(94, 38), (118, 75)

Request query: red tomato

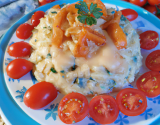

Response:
(39, 0), (55, 6)
(145, 50), (160, 71)
(157, 15), (160, 19)
(58, 92), (89, 124)
(89, 95), (119, 124)
(121, 9), (138, 21)
(24, 82), (57, 109)
(140, 30), (159, 50)
(143, 5), (157, 15)
(129, 0), (147, 6)
(6, 59), (33, 79)
(8, 41), (31, 57)
(136, 71), (160, 97)
(16, 23), (34, 39)
(116, 88), (147, 116)
(148, 0), (160, 5)
(31, 11), (45, 27)
(122, 0), (129, 1)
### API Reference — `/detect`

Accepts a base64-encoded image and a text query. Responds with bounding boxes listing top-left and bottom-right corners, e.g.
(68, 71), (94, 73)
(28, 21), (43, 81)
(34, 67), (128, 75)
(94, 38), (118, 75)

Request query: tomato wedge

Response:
(58, 92), (89, 124)
(106, 23), (127, 50)
(136, 71), (160, 98)
(89, 95), (119, 124)
(140, 30), (159, 50)
(116, 88), (147, 116)
(121, 9), (138, 21)
(145, 50), (160, 71)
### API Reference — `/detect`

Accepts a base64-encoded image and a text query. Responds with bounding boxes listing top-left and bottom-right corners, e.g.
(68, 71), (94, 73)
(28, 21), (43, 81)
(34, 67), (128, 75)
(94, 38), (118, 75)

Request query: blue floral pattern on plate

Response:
(15, 86), (27, 102)
(44, 103), (59, 120)
(140, 108), (153, 120)
(114, 113), (129, 125)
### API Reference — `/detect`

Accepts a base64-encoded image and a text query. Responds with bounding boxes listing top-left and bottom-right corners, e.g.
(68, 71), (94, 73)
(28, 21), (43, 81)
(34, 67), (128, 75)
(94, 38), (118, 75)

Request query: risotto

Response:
(29, 4), (142, 95)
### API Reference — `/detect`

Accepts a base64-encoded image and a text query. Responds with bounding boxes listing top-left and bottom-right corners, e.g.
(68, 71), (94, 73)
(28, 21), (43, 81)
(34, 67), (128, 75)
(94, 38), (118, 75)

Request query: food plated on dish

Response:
(4, 0), (160, 124)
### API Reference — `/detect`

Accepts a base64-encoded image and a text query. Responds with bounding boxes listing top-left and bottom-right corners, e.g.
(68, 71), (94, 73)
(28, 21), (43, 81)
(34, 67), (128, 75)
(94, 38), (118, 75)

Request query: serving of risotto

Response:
(29, 3), (142, 96)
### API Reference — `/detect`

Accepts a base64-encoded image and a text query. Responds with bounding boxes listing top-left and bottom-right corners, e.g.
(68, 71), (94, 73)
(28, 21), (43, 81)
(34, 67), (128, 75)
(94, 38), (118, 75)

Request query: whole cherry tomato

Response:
(116, 88), (147, 116)
(148, 0), (160, 5)
(129, 0), (147, 7)
(6, 59), (33, 79)
(121, 9), (138, 21)
(16, 23), (34, 39)
(140, 30), (159, 50)
(31, 11), (45, 27)
(157, 15), (160, 19)
(89, 95), (119, 124)
(136, 71), (160, 97)
(8, 41), (31, 57)
(58, 92), (89, 124)
(143, 5), (157, 15)
(39, 0), (55, 6)
(24, 82), (58, 110)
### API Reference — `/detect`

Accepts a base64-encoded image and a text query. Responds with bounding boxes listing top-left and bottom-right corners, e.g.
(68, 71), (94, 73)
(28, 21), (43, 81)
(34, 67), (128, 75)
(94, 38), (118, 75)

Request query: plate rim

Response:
(0, 0), (160, 124)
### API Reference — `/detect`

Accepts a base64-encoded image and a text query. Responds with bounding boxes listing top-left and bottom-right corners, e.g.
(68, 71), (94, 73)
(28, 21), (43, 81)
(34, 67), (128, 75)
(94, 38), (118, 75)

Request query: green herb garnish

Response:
(43, 27), (47, 29)
(60, 70), (65, 73)
(35, 39), (37, 42)
(51, 11), (57, 14)
(46, 53), (51, 58)
(75, 1), (103, 26)
(50, 67), (57, 73)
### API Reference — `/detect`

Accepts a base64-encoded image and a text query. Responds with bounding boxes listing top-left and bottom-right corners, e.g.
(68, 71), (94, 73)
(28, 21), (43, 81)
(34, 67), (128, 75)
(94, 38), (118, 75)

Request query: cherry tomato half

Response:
(58, 92), (89, 124)
(136, 71), (160, 97)
(148, 0), (160, 5)
(129, 0), (147, 7)
(89, 95), (119, 124)
(39, 0), (55, 6)
(145, 50), (160, 71)
(140, 30), (159, 50)
(16, 23), (34, 39)
(24, 82), (57, 109)
(121, 9), (138, 21)
(6, 59), (33, 79)
(116, 88), (147, 116)
(31, 11), (45, 27)
(8, 41), (31, 57)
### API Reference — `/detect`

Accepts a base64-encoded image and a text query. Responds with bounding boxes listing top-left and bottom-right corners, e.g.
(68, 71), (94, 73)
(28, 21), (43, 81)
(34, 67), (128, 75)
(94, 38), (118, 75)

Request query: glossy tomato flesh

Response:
(31, 11), (45, 27)
(136, 71), (160, 97)
(143, 5), (157, 15)
(24, 82), (57, 109)
(89, 95), (119, 124)
(140, 30), (159, 50)
(16, 23), (34, 39)
(8, 41), (31, 57)
(121, 9), (138, 21)
(39, 0), (55, 6)
(129, 0), (147, 7)
(6, 59), (33, 79)
(145, 50), (160, 71)
(116, 88), (147, 116)
(58, 92), (89, 124)
(148, 0), (160, 5)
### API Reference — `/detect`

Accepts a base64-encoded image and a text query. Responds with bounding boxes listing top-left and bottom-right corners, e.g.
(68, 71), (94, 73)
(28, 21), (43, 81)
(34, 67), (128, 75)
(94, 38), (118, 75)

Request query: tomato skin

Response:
(129, 0), (147, 7)
(58, 92), (89, 124)
(122, 0), (129, 1)
(143, 5), (157, 15)
(8, 41), (31, 57)
(116, 88), (147, 116)
(140, 30), (159, 50)
(157, 15), (160, 19)
(31, 11), (45, 27)
(39, 0), (55, 6)
(148, 0), (160, 5)
(89, 95), (119, 124)
(6, 59), (33, 79)
(24, 82), (57, 110)
(136, 71), (160, 97)
(145, 50), (160, 71)
(121, 9), (138, 21)
(16, 23), (34, 39)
